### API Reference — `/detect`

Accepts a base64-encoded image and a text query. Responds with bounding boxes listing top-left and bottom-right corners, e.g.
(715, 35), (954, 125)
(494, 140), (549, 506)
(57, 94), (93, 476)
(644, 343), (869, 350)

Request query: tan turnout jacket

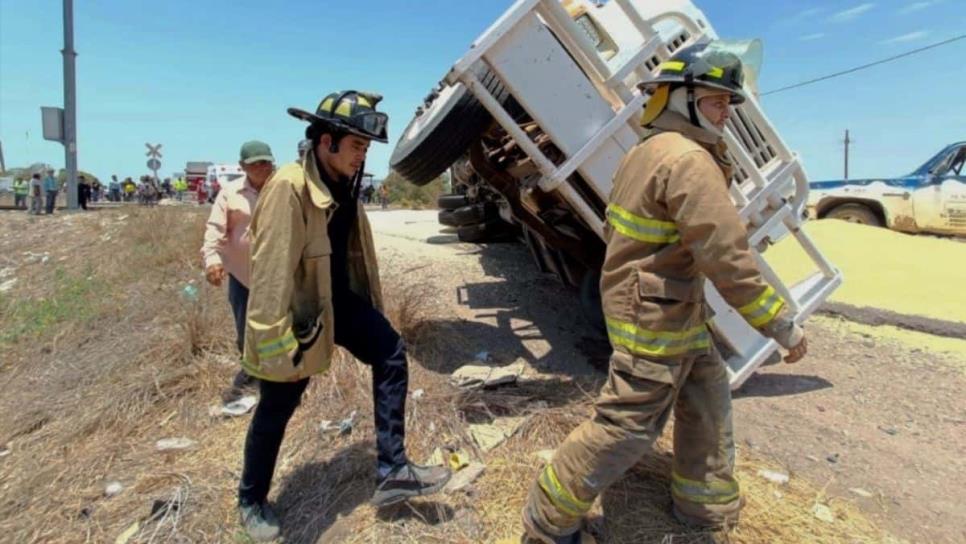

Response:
(242, 151), (383, 382)
(601, 111), (794, 368)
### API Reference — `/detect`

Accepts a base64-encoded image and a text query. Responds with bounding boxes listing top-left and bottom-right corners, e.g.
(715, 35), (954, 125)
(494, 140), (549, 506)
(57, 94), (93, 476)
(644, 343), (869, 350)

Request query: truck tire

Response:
(447, 203), (496, 227)
(826, 203), (882, 227)
(457, 219), (517, 243)
(391, 67), (513, 186)
(437, 193), (470, 210)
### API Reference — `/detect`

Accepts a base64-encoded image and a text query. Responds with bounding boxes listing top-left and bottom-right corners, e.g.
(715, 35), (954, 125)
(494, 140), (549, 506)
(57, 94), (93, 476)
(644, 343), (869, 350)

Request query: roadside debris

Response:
(812, 503), (835, 523)
(155, 437), (197, 452)
(105, 481), (124, 497)
(180, 284), (199, 301)
(209, 395), (256, 417)
(469, 416), (527, 452)
(320, 410), (358, 436)
(411, 388), (425, 400)
(114, 521), (139, 544)
(451, 361), (526, 390)
(757, 469), (790, 485)
(826, 453), (840, 464)
(533, 449), (555, 464)
(850, 488), (874, 498)
(445, 462), (486, 493)
(879, 425), (899, 436)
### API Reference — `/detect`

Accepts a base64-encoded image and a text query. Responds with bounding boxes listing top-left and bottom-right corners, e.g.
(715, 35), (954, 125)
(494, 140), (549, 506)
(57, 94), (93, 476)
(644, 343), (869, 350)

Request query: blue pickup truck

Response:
(808, 142), (966, 236)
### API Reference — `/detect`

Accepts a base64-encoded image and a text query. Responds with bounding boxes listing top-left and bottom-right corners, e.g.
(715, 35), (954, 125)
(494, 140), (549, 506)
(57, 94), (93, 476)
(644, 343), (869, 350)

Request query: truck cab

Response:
(809, 142), (966, 236)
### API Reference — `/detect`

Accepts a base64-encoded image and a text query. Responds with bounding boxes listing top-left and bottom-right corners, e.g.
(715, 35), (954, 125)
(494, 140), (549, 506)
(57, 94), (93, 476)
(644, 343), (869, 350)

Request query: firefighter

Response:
(237, 91), (451, 541)
(520, 41), (807, 543)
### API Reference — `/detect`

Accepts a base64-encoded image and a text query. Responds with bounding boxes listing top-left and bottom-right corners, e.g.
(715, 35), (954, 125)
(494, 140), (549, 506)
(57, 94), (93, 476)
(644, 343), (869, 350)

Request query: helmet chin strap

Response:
(684, 74), (702, 129)
(351, 161), (365, 201)
(668, 86), (725, 138)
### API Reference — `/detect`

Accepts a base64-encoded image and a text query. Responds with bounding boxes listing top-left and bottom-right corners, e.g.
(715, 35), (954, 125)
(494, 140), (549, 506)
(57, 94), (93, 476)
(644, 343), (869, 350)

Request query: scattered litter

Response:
(445, 463), (486, 493)
(449, 451), (470, 471)
(879, 425), (899, 436)
(155, 437), (197, 452)
(451, 361), (525, 390)
(0, 446), (9, 458)
(849, 488), (874, 498)
(114, 521), (139, 544)
(319, 420), (337, 434)
(0, 279), (12, 293)
(105, 481), (124, 497)
(474, 350), (490, 362)
(181, 285), (199, 301)
(812, 503), (835, 523)
(805, 455), (820, 463)
(211, 395), (257, 417)
(533, 450), (554, 464)
(826, 453), (839, 464)
(469, 416), (527, 452)
(756, 469), (790, 485)
(411, 389), (425, 400)
(339, 410), (358, 436)
(41, 256), (50, 264)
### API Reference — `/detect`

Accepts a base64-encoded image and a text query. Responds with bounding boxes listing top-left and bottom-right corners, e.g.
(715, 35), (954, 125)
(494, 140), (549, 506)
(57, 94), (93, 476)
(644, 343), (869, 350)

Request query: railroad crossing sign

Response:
(145, 143), (162, 178)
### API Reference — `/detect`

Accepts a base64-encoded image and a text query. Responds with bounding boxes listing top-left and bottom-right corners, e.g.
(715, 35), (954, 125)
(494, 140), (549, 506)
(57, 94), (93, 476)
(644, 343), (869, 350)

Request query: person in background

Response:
(91, 178), (102, 203)
(379, 183), (389, 210)
(43, 168), (59, 214)
(123, 177), (136, 202)
(174, 177), (187, 201)
(202, 141), (276, 403)
(162, 177), (172, 199)
(29, 173), (44, 215)
(13, 177), (28, 209)
(109, 175), (122, 202)
(77, 175), (90, 210)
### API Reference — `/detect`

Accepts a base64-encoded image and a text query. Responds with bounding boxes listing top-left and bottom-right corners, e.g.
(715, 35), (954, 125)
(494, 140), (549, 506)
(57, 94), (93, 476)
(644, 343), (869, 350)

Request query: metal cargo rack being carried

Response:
(391, 0), (842, 389)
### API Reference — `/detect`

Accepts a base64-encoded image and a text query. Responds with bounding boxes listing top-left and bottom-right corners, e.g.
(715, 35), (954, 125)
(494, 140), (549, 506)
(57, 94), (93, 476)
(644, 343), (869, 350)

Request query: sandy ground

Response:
(365, 209), (966, 544)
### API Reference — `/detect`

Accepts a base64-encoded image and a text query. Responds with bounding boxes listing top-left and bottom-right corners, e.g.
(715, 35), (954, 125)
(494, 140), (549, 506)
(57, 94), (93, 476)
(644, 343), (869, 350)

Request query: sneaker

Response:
(222, 371), (258, 404)
(371, 462), (452, 507)
(238, 500), (280, 542)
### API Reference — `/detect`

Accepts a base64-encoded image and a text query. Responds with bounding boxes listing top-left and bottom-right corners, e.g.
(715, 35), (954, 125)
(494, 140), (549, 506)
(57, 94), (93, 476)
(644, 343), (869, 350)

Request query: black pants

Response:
(227, 274), (249, 354)
(238, 290), (408, 505)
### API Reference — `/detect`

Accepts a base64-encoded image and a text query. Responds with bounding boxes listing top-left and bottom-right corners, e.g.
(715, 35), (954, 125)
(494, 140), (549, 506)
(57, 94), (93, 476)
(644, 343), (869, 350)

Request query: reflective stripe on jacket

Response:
(600, 111), (791, 360)
(243, 150), (383, 382)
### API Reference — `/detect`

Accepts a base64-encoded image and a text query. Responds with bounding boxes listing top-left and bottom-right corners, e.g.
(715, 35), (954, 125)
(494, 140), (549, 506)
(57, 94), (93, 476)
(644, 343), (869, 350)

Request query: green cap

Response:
(240, 140), (275, 164)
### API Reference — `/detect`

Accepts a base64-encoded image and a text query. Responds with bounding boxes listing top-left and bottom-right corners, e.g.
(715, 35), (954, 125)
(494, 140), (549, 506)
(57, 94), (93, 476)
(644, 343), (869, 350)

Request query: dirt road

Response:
(366, 209), (966, 544)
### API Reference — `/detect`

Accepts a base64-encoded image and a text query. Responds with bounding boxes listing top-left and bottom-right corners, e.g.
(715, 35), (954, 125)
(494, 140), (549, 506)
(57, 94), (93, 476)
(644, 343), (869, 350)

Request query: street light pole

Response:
(62, 0), (78, 209)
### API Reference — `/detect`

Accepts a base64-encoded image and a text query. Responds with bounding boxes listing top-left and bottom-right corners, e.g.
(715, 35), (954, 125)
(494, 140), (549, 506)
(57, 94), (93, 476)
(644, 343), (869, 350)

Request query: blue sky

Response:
(1, 0), (963, 182)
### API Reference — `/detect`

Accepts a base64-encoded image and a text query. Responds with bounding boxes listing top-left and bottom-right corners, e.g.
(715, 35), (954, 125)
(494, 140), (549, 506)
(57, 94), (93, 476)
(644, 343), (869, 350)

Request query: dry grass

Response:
(0, 206), (900, 543)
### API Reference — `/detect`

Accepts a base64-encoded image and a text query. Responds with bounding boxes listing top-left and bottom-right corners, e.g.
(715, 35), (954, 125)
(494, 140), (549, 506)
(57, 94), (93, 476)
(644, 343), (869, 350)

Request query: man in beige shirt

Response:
(202, 140), (276, 401)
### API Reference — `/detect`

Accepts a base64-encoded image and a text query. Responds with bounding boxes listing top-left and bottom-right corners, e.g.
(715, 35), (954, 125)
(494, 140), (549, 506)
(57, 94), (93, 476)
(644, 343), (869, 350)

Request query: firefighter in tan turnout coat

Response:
(521, 42), (808, 543)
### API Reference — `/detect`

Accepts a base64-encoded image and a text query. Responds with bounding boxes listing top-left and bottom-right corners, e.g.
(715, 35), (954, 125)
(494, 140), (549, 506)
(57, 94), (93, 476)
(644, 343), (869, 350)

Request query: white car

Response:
(808, 142), (966, 236)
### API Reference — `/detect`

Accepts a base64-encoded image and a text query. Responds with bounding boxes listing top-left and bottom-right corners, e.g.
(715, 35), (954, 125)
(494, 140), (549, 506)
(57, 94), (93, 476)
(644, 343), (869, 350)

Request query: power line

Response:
(762, 33), (966, 96)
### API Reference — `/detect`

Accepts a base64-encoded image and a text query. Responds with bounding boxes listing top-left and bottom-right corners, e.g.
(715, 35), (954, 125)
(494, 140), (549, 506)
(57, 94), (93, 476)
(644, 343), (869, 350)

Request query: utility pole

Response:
(62, 0), (78, 208)
(843, 129), (851, 181)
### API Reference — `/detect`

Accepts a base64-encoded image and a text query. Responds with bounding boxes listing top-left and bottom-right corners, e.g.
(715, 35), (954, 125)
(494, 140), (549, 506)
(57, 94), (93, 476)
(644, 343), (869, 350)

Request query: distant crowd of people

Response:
(9, 172), (206, 213)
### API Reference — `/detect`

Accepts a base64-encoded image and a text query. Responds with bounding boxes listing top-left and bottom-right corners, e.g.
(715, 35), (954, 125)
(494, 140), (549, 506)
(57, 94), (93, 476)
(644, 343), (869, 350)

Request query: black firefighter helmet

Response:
(288, 90), (389, 143)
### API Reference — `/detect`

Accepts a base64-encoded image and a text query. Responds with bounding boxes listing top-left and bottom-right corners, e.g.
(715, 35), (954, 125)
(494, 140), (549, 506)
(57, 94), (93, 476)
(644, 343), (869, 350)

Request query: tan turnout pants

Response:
(525, 347), (741, 538)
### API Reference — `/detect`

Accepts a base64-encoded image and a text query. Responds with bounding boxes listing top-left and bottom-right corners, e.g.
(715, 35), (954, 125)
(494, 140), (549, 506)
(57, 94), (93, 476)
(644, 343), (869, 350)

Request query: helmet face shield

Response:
(351, 111), (389, 141)
(696, 39), (763, 100)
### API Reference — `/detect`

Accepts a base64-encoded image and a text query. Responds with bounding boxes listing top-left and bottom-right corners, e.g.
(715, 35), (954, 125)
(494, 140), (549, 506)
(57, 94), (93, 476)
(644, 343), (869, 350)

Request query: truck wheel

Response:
(446, 203), (496, 227)
(391, 67), (513, 186)
(437, 193), (470, 210)
(457, 219), (518, 243)
(826, 203), (882, 227)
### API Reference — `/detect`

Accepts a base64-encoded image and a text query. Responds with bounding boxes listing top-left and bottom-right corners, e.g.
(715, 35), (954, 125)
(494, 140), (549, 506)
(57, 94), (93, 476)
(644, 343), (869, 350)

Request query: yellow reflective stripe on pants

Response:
(538, 464), (593, 518)
(671, 471), (739, 505)
(605, 317), (709, 358)
(240, 356), (273, 381)
(737, 285), (785, 328)
(606, 204), (680, 244)
(256, 329), (298, 359)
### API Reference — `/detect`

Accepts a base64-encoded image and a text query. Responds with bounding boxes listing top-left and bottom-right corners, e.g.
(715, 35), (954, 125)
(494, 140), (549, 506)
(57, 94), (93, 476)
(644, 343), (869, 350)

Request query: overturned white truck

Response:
(390, 0), (842, 389)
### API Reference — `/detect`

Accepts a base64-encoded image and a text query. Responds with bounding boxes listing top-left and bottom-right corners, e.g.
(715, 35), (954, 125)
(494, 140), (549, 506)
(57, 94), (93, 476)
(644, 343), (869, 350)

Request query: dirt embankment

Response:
(1, 207), (960, 543)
